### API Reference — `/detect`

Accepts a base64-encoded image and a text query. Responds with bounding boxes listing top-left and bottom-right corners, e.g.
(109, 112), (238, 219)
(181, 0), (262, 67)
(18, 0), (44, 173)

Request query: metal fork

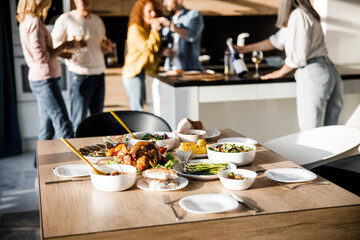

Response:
(281, 182), (330, 190)
(163, 195), (180, 221)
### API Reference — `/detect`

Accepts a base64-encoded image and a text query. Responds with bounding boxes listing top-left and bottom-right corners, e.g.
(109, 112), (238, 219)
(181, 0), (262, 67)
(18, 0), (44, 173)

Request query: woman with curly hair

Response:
(122, 0), (168, 111)
(17, 0), (77, 163)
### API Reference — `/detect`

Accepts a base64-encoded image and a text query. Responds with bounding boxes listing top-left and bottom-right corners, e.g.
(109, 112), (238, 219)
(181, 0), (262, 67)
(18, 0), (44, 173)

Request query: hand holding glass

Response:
(252, 51), (263, 79)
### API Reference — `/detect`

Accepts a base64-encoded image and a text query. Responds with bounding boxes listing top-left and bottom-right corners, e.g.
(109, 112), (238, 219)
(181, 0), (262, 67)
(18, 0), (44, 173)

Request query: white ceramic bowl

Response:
(90, 164), (137, 192)
(178, 129), (207, 143)
(130, 132), (176, 150)
(218, 169), (257, 190)
(207, 142), (256, 166)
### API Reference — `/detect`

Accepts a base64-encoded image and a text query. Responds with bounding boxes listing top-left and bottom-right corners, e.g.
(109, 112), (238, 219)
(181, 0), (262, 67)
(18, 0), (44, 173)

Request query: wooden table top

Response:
(37, 129), (360, 239)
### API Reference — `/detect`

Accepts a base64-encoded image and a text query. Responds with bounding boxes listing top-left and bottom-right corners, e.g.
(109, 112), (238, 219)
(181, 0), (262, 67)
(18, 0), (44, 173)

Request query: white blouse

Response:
(269, 8), (328, 69)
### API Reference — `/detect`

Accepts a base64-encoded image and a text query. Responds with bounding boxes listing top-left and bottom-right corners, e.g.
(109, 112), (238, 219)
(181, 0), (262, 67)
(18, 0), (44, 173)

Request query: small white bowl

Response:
(90, 164), (137, 192)
(207, 142), (256, 166)
(218, 169), (257, 190)
(130, 132), (176, 149)
(178, 129), (207, 143)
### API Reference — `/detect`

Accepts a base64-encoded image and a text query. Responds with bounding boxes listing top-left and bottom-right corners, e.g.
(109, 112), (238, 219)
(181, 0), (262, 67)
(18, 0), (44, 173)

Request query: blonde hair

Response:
(17, 0), (52, 23)
(276, 0), (320, 28)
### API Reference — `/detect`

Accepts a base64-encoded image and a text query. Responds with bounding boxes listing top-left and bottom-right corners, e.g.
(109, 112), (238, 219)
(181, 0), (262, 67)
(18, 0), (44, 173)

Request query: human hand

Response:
(151, 19), (162, 31)
(157, 17), (170, 27)
(260, 70), (284, 80)
(162, 48), (176, 58)
(101, 38), (112, 54)
(233, 44), (247, 54)
(59, 51), (74, 59)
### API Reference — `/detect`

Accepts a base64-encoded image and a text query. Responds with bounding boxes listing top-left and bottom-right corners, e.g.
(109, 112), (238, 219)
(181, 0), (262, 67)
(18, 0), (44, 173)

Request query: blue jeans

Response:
(29, 78), (73, 140)
(122, 70), (145, 111)
(69, 72), (105, 132)
(294, 56), (343, 131)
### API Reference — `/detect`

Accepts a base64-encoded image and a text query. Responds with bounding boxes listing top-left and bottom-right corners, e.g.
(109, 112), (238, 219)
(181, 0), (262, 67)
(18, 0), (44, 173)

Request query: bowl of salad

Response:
(129, 131), (176, 150)
(207, 142), (256, 166)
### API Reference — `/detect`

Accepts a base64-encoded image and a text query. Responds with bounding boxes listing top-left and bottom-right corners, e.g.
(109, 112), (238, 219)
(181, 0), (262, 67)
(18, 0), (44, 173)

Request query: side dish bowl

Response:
(90, 164), (137, 192)
(207, 142), (256, 166)
(130, 131), (176, 150)
(218, 169), (257, 190)
(178, 129), (207, 143)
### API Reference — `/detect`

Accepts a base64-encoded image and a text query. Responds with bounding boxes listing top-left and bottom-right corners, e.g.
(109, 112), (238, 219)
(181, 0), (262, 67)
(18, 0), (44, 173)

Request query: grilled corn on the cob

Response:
(179, 139), (208, 155)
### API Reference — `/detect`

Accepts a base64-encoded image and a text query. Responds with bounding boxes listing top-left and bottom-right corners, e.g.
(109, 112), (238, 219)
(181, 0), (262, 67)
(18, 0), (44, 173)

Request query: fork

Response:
(163, 195), (180, 221)
(281, 182), (330, 190)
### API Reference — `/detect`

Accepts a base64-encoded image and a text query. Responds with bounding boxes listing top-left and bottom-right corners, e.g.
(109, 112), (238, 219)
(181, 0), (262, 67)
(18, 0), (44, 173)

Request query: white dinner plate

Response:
(174, 159), (237, 180)
(179, 194), (239, 214)
(137, 177), (189, 191)
(85, 156), (115, 165)
(217, 137), (258, 145)
(53, 164), (91, 178)
(265, 168), (317, 183)
(206, 129), (221, 139)
(192, 153), (207, 159)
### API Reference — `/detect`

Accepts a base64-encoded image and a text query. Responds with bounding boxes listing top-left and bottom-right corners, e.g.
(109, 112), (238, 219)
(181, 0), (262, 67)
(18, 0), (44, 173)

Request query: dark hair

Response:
(276, 0), (320, 28)
(128, 0), (163, 28)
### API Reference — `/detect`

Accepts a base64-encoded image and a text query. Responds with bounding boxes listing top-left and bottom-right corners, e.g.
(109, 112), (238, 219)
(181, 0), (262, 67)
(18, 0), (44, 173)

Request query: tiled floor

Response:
(0, 152), (40, 240)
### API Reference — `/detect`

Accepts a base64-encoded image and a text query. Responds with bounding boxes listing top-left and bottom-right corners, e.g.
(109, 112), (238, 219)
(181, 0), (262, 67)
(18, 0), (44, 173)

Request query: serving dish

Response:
(178, 129), (207, 143)
(136, 177), (189, 191)
(207, 142), (256, 166)
(129, 131), (176, 150)
(218, 169), (257, 190)
(174, 159), (236, 180)
(90, 164), (137, 192)
(206, 128), (221, 139)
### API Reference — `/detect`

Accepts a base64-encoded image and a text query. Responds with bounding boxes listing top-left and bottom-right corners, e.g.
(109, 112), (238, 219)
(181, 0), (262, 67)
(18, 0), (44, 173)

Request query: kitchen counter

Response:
(146, 65), (360, 138)
(151, 65), (360, 87)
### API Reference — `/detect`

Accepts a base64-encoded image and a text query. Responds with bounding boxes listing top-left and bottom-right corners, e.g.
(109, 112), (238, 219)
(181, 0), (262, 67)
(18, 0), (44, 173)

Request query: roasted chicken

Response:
(115, 142), (162, 171)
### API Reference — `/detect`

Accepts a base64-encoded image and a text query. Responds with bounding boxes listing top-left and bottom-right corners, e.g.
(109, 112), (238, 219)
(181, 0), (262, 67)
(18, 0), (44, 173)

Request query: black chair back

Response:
(76, 111), (172, 138)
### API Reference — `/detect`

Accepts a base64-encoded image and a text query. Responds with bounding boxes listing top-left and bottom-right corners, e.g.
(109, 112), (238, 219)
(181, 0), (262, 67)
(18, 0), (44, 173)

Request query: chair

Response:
(75, 111), (172, 138)
(263, 125), (360, 169)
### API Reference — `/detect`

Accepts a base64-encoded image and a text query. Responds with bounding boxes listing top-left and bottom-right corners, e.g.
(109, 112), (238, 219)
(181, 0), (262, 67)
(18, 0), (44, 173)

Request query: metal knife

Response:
(45, 178), (90, 185)
(229, 192), (260, 213)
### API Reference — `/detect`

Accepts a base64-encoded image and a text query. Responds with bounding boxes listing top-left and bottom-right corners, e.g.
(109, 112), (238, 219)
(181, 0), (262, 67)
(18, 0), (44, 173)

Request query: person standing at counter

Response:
(234, 0), (343, 131)
(161, 0), (204, 71)
(122, 0), (163, 111)
(52, 0), (112, 133)
(17, 0), (75, 155)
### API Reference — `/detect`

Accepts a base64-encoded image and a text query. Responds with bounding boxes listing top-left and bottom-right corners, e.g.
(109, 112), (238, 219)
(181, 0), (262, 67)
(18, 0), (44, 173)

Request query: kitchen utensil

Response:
(163, 195), (180, 221)
(45, 178), (90, 185)
(229, 192), (259, 213)
(61, 137), (106, 175)
(280, 182), (330, 190)
(109, 110), (140, 140)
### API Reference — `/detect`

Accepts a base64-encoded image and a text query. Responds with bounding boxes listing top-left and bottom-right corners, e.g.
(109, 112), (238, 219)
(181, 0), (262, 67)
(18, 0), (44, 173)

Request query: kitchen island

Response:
(147, 65), (360, 142)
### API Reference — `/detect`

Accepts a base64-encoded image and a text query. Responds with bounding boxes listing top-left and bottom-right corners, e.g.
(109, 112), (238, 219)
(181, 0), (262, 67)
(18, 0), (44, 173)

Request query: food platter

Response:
(179, 194), (239, 214)
(174, 159), (237, 180)
(137, 177), (189, 191)
(265, 168), (317, 183)
(53, 164), (91, 178)
(206, 128), (221, 139)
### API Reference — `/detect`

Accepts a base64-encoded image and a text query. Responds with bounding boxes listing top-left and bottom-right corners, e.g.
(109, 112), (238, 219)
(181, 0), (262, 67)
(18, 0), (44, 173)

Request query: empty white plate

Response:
(265, 168), (317, 183)
(217, 137), (257, 145)
(179, 194), (239, 214)
(53, 164), (91, 178)
(137, 177), (189, 191)
(206, 129), (221, 139)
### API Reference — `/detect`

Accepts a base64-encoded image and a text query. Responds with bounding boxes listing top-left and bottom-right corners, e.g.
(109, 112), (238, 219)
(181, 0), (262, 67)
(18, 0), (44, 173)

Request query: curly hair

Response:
(128, 0), (163, 28)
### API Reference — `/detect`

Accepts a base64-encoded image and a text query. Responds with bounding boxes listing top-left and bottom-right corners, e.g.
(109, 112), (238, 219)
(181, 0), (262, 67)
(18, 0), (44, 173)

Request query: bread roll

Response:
(177, 118), (206, 133)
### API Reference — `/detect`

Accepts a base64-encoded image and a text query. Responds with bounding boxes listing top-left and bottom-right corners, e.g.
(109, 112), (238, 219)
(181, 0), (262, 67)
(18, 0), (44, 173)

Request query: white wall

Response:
(314, 0), (360, 65)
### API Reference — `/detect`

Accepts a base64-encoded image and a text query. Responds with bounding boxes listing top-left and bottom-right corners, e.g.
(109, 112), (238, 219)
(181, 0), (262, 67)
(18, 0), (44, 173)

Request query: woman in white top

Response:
(234, 0), (343, 131)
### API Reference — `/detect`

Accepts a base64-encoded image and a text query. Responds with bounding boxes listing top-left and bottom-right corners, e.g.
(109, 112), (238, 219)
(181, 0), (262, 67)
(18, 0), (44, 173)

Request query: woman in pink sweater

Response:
(17, 0), (77, 162)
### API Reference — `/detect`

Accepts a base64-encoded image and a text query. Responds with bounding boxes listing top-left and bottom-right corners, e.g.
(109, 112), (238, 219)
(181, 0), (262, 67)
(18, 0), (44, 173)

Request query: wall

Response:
(314, 0), (360, 65)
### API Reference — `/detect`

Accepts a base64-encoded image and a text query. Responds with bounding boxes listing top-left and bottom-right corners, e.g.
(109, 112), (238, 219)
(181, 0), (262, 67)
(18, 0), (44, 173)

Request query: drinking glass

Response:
(73, 26), (89, 52)
(252, 51), (263, 79)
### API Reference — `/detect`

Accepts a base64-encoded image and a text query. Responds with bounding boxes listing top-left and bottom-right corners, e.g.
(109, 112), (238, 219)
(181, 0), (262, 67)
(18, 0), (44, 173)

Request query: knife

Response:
(229, 192), (260, 213)
(45, 178), (90, 185)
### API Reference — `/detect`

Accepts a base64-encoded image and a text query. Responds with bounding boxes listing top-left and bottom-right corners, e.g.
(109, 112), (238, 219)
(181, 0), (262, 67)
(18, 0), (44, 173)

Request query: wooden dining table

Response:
(37, 129), (360, 239)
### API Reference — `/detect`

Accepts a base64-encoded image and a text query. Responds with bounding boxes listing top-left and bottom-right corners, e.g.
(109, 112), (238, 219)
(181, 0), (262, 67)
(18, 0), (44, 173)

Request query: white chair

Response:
(263, 125), (360, 169)
(345, 104), (360, 129)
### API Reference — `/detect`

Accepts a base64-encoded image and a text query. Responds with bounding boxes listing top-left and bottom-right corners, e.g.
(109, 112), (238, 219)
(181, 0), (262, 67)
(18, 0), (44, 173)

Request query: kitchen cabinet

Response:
(87, 0), (279, 16)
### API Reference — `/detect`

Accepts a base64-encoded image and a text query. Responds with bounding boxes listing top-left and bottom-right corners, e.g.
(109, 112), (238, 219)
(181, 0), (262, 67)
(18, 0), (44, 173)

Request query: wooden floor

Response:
(103, 68), (130, 112)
